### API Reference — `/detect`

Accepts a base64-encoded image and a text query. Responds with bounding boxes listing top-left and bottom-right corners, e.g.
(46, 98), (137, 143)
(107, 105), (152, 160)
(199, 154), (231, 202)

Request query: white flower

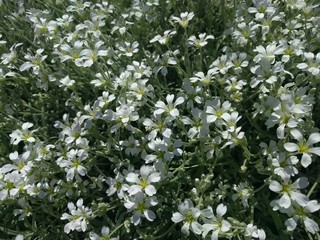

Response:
(205, 98), (231, 124)
(272, 153), (299, 179)
(171, 12), (195, 28)
(253, 43), (285, 64)
(245, 224), (266, 240)
(153, 50), (179, 75)
(230, 52), (248, 73)
(182, 79), (203, 109)
(13, 198), (32, 221)
(188, 33), (214, 48)
(285, 200), (320, 234)
(232, 21), (257, 46)
(143, 114), (173, 140)
(106, 172), (129, 199)
(129, 79), (154, 101)
(201, 204), (231, 240)
(59, 40), (84, 65)
(224, 77), (246, 93)
(150, 30), (176, 45)
(105, 104), (139, 133)
(9, 122), (36, 145)
(89, 226), (118, 240)
(171, 199), (203, 236)
(1, 151), (32, 175)
(250, 60), (284, 90)
(284, 129), (320, 167)
(79, 100), (103, 128)
(19, 49), (47, 75)
(248, 0), (276, 20)
(0, 33), (7, 45)
(124, 192), (158, 225)
(297, 52), (320, 76)
(269, 176), (309, 209)
(287, 0), (306, 9)
(126, 61), (152, 79)
(265, 99), (301, 139)
(79, 41), (110, 67)
(126, 165), (161, 196)
(154, 94), (184, 118)
(0, 172), (24, 200)
(190, 69), (217, 86)
(1, 43), (22, 65)
(57, 149), (88, 182)
(111, 13), (133, 35)
(61, 198), (92, 234)
(117, 41), (139, 57)
(57, 118), (87, 146)
(209, 55), (233, 74)
(91, 71), (112, 87)
(97, 91), (116, 108)
(59, 75), (75, 90)
(221, 127), (245, 149)
(181, 108), (209, 139)
(119, 136), (140, 156)
(232, 182), (252, 208)
(221, 111), (242, 132)
(66, 0), (91, 13)
(15, 235), (24, 240)
(144, 137), (182, 164)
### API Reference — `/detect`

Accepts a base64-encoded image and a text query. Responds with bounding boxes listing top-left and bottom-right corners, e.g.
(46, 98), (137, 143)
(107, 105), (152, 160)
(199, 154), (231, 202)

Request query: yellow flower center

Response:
(185, 212), (194, 222)
(299, 144), (308, 153)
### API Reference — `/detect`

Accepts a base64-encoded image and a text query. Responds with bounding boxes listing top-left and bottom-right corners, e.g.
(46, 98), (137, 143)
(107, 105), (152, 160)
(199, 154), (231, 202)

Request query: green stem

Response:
(110, 222), (124, 237)
(253, 181), (269, 194)
(0, 226), (22, 235)
(183, 29), (191, 76)
(154, 224), (175, 239)
(307, 231), (314, 240)
(307, 176), (320, 198)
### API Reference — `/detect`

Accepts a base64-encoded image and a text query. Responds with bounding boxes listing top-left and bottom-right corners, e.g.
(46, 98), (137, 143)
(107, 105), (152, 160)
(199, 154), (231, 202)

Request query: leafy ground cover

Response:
(0, 0), (320, 239)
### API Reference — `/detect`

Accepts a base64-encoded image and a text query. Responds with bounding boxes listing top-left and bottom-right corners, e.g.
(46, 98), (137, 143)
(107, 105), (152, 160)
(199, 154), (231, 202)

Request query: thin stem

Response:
(307, 231), (314, 240)
(307, 176), (320, 198)
(110, 222), (124, 237)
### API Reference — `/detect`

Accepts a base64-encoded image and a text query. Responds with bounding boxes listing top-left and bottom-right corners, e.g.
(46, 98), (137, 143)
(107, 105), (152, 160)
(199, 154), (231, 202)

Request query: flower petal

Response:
(191, 222), (203, 235)
(171, 212), (184, 223)
(284, 143), (299, 152)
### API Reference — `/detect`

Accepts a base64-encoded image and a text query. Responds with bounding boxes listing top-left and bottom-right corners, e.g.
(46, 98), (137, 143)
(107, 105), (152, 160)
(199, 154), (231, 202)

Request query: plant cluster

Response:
(0, 0), (320, 239)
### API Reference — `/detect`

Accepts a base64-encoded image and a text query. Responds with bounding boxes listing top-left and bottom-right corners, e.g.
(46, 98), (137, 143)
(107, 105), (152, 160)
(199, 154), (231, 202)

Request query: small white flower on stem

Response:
(124, 192), (158, 225)
(245, 224), (266, 240)
(171, 12), (195, 28)
(89, 226), (118, 240)
(171, 199), (203, 236)
(285, 200), (320, 234)
(269, 176), (309, 209)
(10, 123), (37, 145)
(201, 203), (231, 240)
(284, 129), (320, 167)
(61, 198), (92, 234)
(126, 165), (161, 196)
(188, 33), (214, 48)
(150, 30), (176, 45)
(155, 94), (184, 118)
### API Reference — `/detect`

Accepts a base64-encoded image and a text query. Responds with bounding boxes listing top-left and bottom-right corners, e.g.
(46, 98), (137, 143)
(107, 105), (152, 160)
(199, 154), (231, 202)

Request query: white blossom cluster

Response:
(0, 0), (320, 239)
